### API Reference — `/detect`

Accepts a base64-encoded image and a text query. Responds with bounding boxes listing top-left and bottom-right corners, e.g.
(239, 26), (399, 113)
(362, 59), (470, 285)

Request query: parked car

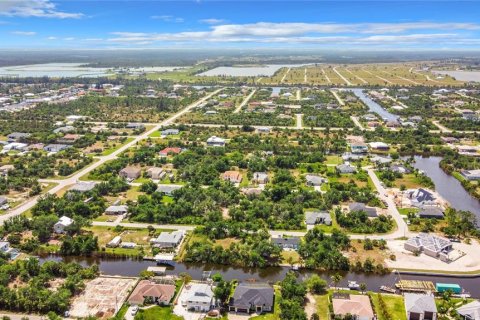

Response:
(131, 306), (139, 315)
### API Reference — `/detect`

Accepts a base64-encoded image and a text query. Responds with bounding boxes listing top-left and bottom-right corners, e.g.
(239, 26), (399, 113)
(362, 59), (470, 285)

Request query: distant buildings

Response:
(156, 185), (182, 196)
(252, 172), (269, 184)
(7, 132), (31, 142)
(43, 144), (69, 153)
(159, 147), (183, 157)
(207, 136), (226, 147)
(461, 169), (480, 181)
(305, 174), (326, 187)
(408, 188), (437, 207)
(161, 129), (180, 136)
(105, 205), (128, 215)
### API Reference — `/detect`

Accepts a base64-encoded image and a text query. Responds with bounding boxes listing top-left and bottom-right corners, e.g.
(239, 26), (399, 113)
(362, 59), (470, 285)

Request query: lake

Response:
(433, 70), (480, 82)
(0, 63), (111, 78)
(410, 156), (480, 216)
(198, 64), (308, 77)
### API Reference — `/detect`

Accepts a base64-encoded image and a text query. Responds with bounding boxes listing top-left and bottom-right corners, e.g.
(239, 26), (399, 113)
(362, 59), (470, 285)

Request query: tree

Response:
(331, 273), (342, 291)
(306, 275), (327, 294)
(360, 283), (367, 293)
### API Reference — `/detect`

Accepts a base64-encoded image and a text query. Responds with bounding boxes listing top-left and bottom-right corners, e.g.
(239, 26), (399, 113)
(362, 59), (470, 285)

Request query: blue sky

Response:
(0, 0), (479, 49)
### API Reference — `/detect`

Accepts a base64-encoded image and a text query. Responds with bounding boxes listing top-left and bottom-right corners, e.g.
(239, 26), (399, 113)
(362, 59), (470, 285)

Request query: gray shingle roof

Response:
(405, 294), (437, 314)
(231, 283), (274, 309)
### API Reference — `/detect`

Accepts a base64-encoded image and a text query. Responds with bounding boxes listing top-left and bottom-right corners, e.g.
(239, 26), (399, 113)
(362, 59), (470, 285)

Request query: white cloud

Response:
(151, 15), (184, 23)
(200, 18), (226, 25)
(47, 36), (56, 40)
(11, 31), (36, 36)
(0, 0), (83, 19)
(63, 37), (75, 41)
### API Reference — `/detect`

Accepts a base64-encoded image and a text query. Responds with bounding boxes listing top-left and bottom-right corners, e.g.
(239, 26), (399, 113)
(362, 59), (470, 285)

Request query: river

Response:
(410, 156), (480, 216)
(41, 255), (480, 297)
(349, 88), (399, 122)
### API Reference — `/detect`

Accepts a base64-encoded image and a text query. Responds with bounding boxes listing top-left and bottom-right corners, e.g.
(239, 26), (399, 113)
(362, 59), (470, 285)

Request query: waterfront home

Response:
(404, 233), (452, 262)
(146, 167), (166, 180)
(119, 166), (141, 180)
(54, 216), (73, 234)
(305, 174), (325, 187)
(418, 207), (444, 219)
(206, 136), (226, 147)
(331, 293), (375, 320)
(126, 123), (145, 130)
(456, 300), (480, 320)
(69, 181), (97, 193)
(349, 202), (378, 217)
(253, 172), (269, 184)
(161, 128), (180, 136)
(184, 283), (215, 312)
(369, 141), (390, 151)
(404, 293), (437, 320)
(43, 144), (69, 153)
(158, 147), (183, 157)
(305, 211), (332, 227)
(222, 171), (243, 183)
(350, 142), (368, 154)
(151, 230), (185, 249)
(461, 169), (480, 181)
(342, 152), (365, 161)
(229, 283), (274, 314)
(336, 163), (357, 174)
(271, 235), (301, 250)
(105, 205), (128, 215)
(408, 188), (437, 207)
(371, 155), (393, 165)
(391, 164), (410, 174)
(7, 132), (30, 142)
(128, 280), (176, 306)
(156, 184), (182, 196)
(107, 236), (122, 248)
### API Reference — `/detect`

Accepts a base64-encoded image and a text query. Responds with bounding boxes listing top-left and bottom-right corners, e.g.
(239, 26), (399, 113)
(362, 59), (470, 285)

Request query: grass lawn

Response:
(134, 306), (183, 320)
(325, 155), (343, 166)
(124, 186), (145, 201)
(314, 293), (329, 320)
(112, 304), (129, 320)
(102, 138), (134, 156)
(250, 287), (281, 320)
(281, 250), (301, 265)
(370, 293), (406, 320)
(392, 174), (425, 189)
(93, 214), (117, 222)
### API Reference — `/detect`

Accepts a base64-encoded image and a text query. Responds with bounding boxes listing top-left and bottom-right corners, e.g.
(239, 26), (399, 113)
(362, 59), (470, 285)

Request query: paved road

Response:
(295, 114), (303, 129)
(92, 221), (196, 231)
(281, 68), (291, 83)
(233, 89), (256, 113)
(0, 89), (223, 225)
(333, 67), (352, 86)
(350, 116), (366, 131)
(330, 89), (345, 106)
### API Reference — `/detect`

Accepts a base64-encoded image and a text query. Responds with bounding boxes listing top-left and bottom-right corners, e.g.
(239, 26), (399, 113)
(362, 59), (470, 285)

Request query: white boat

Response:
(348, 281), (360, 290)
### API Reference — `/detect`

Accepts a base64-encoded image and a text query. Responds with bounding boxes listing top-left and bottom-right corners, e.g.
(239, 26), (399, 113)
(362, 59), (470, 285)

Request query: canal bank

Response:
(40, 255), (480, 297)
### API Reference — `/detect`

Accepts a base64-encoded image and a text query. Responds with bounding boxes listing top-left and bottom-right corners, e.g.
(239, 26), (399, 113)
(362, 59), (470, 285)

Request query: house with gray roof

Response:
(53, 126), (75, 134)
(404, 293), (437, 320)
(105, 205), (128, 215)
(7, 132), (31, 142)
(69, 181), (97, 193)
(336, 163), (357, 174)
(253, 172), (269, 184)
(418, 207), (444, 219)
(408, 188), (437, 207)
(229, 283), (274, 314)
(305, 211), (332, 226)
(349, 202), (378, 217)
(156, 184), (182, 196)
(456, 300), (480, 320)
(151, 230), (185, 248)
(43, 144), (70, 153)
(461, 169), (480, 181)
(305, 174), (325, 187)
(404, 233), (453, 262)
(119, 166), (141, 180)
(271, 235), (301, 250)
(161, 128), (180, 136)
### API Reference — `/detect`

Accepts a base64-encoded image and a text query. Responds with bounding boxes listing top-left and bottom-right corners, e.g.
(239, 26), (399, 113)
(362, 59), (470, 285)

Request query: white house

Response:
(184, 283), (215, 312)
(54, 216), (73, 234)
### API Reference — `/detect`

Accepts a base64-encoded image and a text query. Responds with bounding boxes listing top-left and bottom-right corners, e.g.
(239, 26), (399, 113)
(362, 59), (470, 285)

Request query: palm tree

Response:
(360, 283), (367, 294)
(331, 273), (343, 291)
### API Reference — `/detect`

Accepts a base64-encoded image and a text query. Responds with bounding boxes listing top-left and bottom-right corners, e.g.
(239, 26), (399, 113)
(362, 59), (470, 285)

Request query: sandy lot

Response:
(69, 276), (137, 319)
(386, 239), (480, 272)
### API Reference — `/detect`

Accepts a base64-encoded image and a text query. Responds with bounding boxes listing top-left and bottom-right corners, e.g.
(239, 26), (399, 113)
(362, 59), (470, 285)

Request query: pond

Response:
(410, 156), (480, 216)
(0, 63), (111, 78)
(432, 70), (480, 82)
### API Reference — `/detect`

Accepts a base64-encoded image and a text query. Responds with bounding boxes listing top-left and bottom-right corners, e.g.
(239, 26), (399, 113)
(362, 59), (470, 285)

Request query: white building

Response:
(183, 283), (215, 312)
(54, 216), (73, 234)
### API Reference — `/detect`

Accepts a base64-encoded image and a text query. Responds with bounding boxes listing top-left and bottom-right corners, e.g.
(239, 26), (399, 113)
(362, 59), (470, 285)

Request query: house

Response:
(2, 142), (28, 152)
(0, 196), (8, 207)
(349, 202), (378, 217)
(229, 283), (274, 314)
(418, 207), (444, 219)
(342, 153), (365, 161)
(69, 181), (96, 193)
(391, 164), (410, 174)
(350, 142), (369, 154)
(184, 283), (215, 312)
(105, 205), (128, 215)
(336, 163), (357, 174)
(0, 241), (10, 253)
(107, 236), (122, 248)
(305, 174), (325, 187)
(404, 293), (437, 320)
(7, 132), (30, 142)
(54, 216), (73, 234)
(222, 171), (243, 183)
(207, 136), (226, 147)
(440, 137), (459, 144)
(408, 188), (437, 207)
(256, 127), (271, 133)
(159, 147), (182, 157)
(43, 144), (69, 153)
(119, 166), (141, 180)
(66, 115), (86, 122)
(161, 129), (179, 136)
(57, 133), (81, 144)
(404, 233), (453, 261)
(461, 169), (480, 181)
(128, 280), (176, 306)
(126, 123), (145, 130)
(53, 126), (75, 134)
(369, 141), (390, 151)
(305, 211), (332, 226)
(332, 293), (375, 320)
(146, 167), (166, 180)
(151, 230), (185, 248)
(456, 300), (480, 320)
(271, 236), (301, 250)
(156, 185), (182, 196)
(253, 172), (269, 184)
(371, 155), (392, 165)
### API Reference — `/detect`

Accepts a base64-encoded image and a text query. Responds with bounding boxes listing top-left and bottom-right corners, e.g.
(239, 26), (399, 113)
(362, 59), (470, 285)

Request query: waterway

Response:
(41, 255), (480, 297)
(350, 88), (399, 122)
(410, 156), (480, 216)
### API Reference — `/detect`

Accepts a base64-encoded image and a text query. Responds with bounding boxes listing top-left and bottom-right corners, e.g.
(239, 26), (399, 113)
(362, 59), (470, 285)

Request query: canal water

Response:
(41, 255), (480, 297)
(350, 88), (399, 122)
(410, 156), (480, 216)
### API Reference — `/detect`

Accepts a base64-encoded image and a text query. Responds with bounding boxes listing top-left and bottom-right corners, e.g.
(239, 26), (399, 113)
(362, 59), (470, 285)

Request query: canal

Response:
(41, 255), (480, 297)
(410, 156), (480, 216)
(350, 88), (399, 122)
